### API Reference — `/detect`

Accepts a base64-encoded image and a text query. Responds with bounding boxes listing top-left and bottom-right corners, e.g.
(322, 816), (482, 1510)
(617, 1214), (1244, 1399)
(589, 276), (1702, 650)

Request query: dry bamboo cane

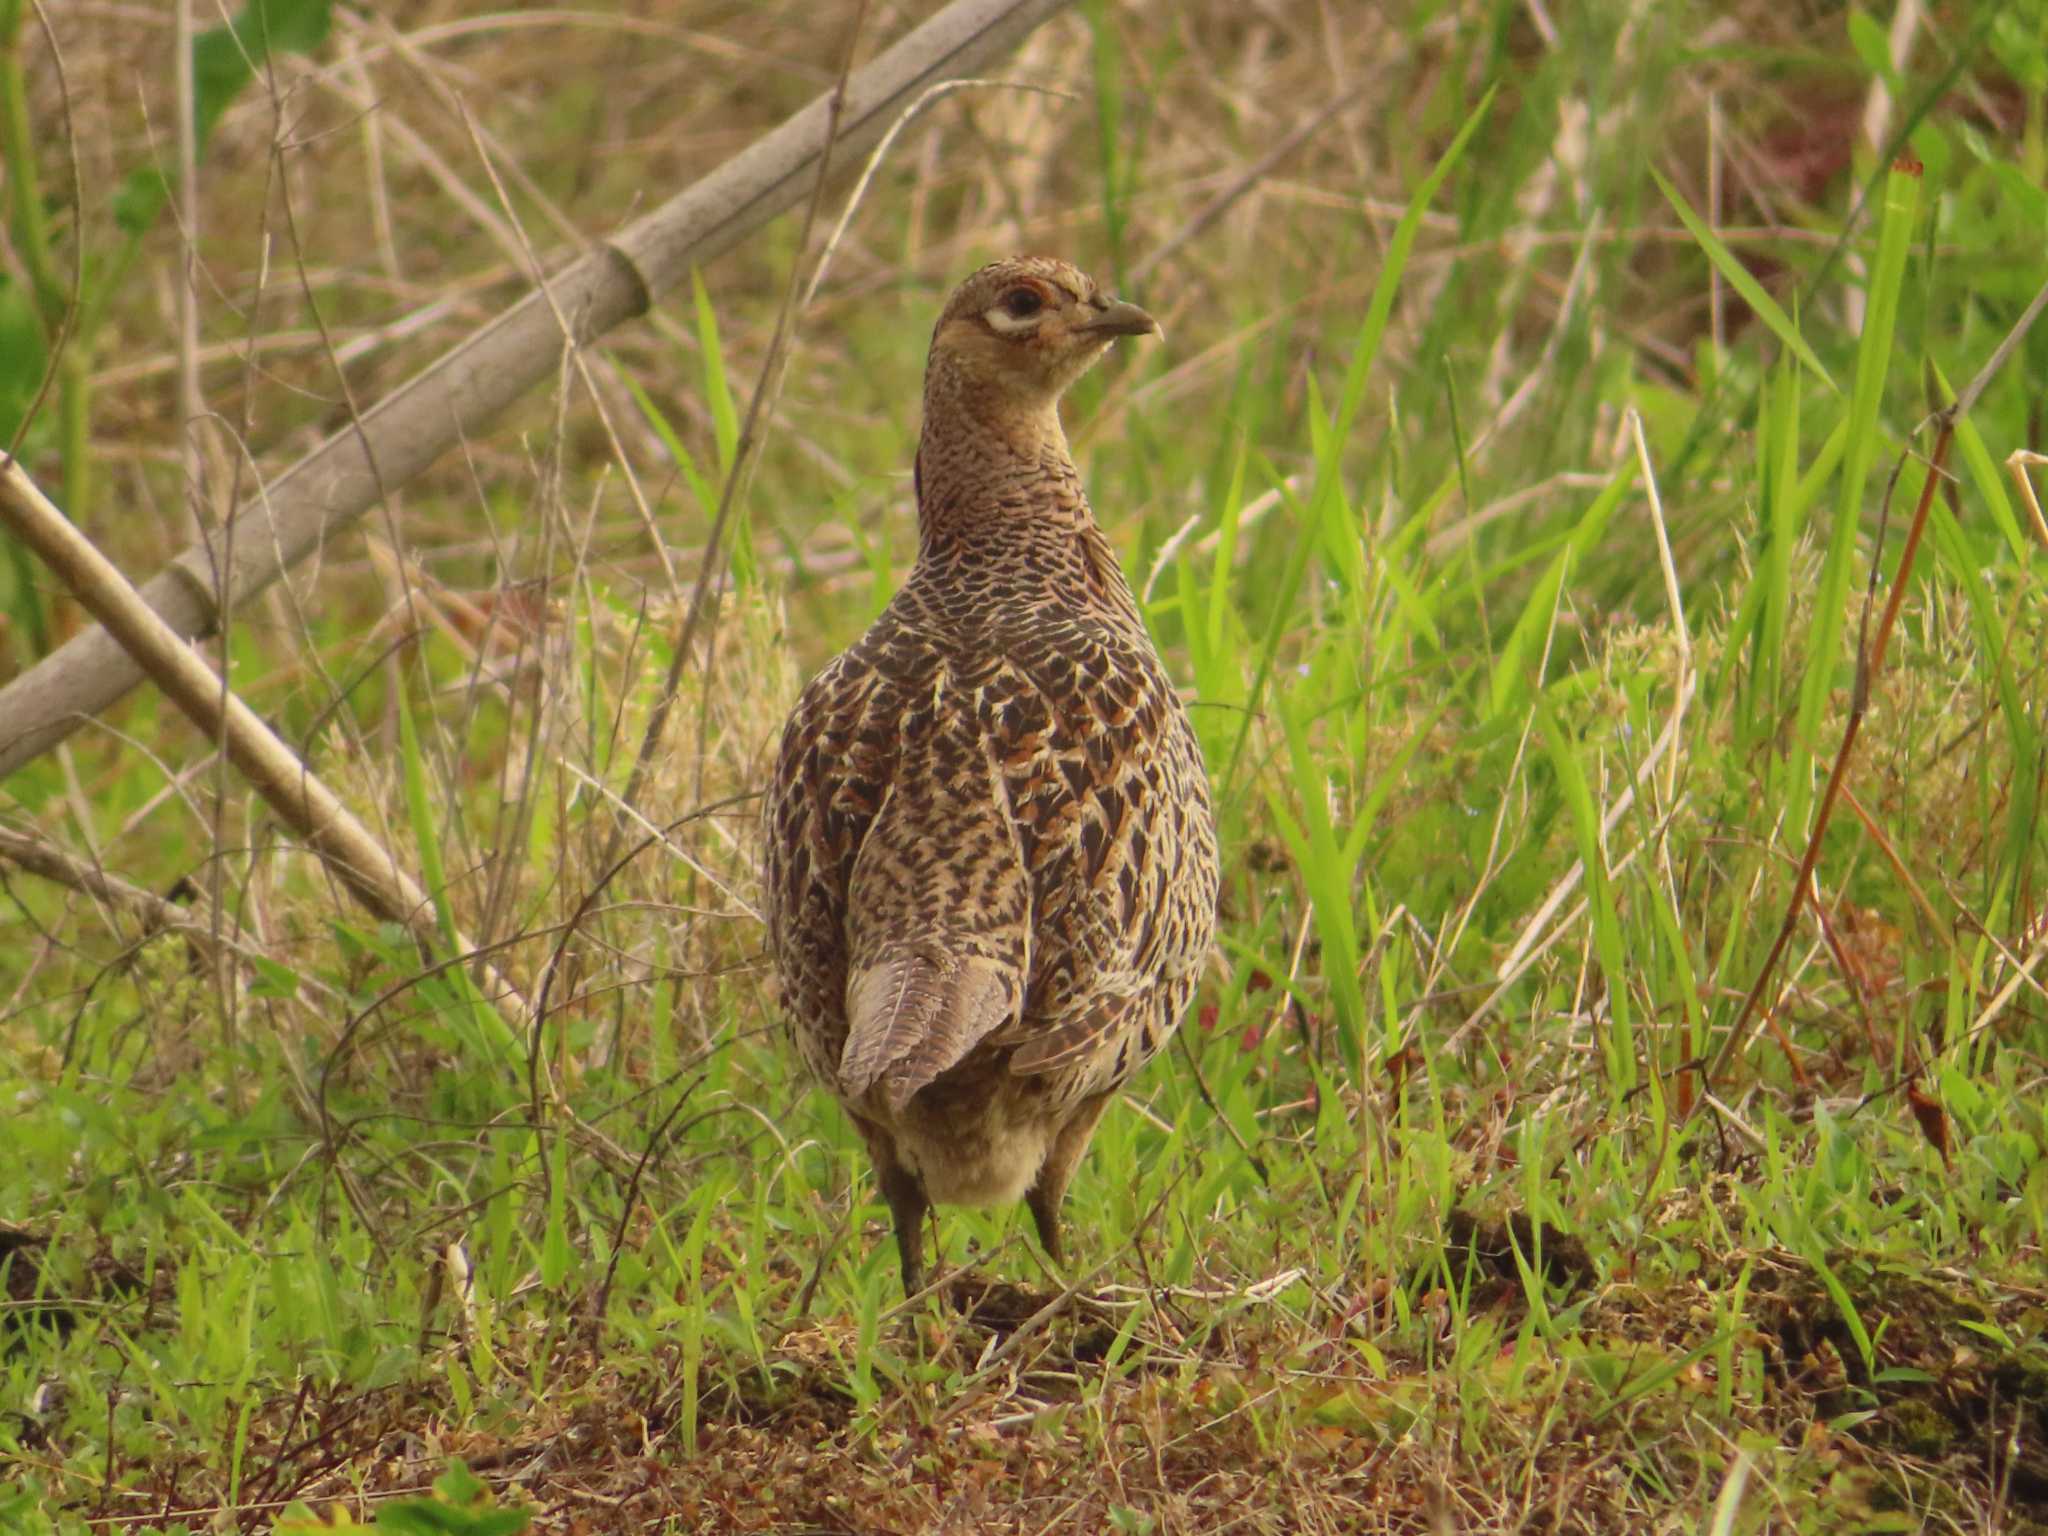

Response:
(0, 454), (532, 1020)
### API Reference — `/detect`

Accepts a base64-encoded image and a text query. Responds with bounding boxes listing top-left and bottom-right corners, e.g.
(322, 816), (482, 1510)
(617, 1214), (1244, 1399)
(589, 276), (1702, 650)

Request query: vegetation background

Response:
(2, 0), (2046, 1530)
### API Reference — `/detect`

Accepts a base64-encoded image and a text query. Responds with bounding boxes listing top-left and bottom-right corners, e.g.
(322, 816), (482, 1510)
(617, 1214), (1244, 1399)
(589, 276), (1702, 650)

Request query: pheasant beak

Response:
(1075, 298), (1160, 340)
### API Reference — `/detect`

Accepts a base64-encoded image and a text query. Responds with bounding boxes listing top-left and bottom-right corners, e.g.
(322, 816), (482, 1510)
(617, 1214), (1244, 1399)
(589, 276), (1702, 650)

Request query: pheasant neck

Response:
(913, 389), (1095, 554)
(910, 384), (1145, 628)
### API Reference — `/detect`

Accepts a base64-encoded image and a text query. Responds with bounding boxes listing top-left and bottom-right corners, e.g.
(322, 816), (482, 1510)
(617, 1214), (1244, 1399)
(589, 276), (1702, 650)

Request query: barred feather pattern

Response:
(761, 257), (1218, 1240)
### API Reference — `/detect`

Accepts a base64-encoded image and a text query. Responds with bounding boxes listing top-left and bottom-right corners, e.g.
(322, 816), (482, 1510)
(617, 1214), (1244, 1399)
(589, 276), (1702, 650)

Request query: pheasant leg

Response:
(1024, 1093), (1113, 1272)
(878, 1160), (932, 1294)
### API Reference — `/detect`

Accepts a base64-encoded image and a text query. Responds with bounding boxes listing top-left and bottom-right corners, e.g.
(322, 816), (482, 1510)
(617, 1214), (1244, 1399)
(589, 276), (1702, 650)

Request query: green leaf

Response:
(1222, 87), (1493, 792)
(540, 1130), (572, 1287)
(690, 271), (750, 587)
(0, 275), (52, 655)
(1933, 358), (2032, 565)
(111, 169), (169, 239)
(248, 955), (303, 1000)
(1535, 700), (1633, 1089)
(431, 1456), (490, 1507)
(1487, 463), (1635, 718)
(1802, 1245), (1875, 1377)
(1846, 10), (1897, 87)
(690, 272), (739, 477)
(395, 682), (454, 951)
(192, 0), (332, 146)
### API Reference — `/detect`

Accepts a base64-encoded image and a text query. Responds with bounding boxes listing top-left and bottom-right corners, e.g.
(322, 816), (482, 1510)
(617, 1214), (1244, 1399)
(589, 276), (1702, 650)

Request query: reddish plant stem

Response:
(1693, 418), (1955, 1105)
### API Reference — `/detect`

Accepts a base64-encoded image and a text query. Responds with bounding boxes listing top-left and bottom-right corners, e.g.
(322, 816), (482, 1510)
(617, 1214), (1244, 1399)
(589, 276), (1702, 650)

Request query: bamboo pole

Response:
(0, 454), (530, 1018)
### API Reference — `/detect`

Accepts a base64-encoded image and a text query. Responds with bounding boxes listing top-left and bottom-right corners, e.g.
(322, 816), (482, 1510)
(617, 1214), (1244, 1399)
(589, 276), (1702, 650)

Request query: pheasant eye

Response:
(1002, 287), (1044, 319)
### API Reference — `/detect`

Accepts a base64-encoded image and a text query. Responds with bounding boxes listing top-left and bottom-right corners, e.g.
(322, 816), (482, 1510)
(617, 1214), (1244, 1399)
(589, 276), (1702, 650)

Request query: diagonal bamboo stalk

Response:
(0, 453), (532, 1021)
(0, 0), (1073, 781)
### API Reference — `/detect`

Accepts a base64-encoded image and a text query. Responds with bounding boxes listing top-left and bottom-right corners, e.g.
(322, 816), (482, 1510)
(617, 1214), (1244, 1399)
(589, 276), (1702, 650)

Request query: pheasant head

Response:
(915, 256), (1157, 529)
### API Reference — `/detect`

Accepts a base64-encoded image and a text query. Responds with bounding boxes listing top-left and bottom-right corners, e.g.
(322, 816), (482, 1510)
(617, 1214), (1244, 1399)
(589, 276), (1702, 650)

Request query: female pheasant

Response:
(761, 257), (1218, 1293)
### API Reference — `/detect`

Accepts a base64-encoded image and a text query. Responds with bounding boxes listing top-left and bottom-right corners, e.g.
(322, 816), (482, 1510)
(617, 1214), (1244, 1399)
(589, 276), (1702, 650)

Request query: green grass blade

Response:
(1650, 165), (1835, 393)
(1222, 91), (1493, 792)
(1535, 700), (1634, 1096)
(692, 270), (751, 589)
(1487, 464), (1634, 718)
(396, 680), (454, 950)
(1790, 159), (1920, 827)
(1934, 358), (2031, 564)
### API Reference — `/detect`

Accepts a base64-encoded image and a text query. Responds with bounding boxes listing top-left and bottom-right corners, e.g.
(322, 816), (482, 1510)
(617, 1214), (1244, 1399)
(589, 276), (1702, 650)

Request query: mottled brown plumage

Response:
(761, 257), (1219, 1292)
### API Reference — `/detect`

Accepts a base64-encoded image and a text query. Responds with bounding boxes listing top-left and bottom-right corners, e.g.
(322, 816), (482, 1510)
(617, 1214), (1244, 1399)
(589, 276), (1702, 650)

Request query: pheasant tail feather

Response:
(841, 948), (1019, 1113)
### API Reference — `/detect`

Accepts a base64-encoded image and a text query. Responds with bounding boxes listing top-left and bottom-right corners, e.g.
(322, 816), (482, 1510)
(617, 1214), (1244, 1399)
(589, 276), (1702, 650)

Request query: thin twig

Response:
(598, 2), (871, 875)
(804, 76), (1078, 309)
(0, 821), (237, 954)
(5, 2), (81, 464)
(0, 0), (1081, 781)
(174, 0), (201, 538)
(1129, 83), (1366, 288)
